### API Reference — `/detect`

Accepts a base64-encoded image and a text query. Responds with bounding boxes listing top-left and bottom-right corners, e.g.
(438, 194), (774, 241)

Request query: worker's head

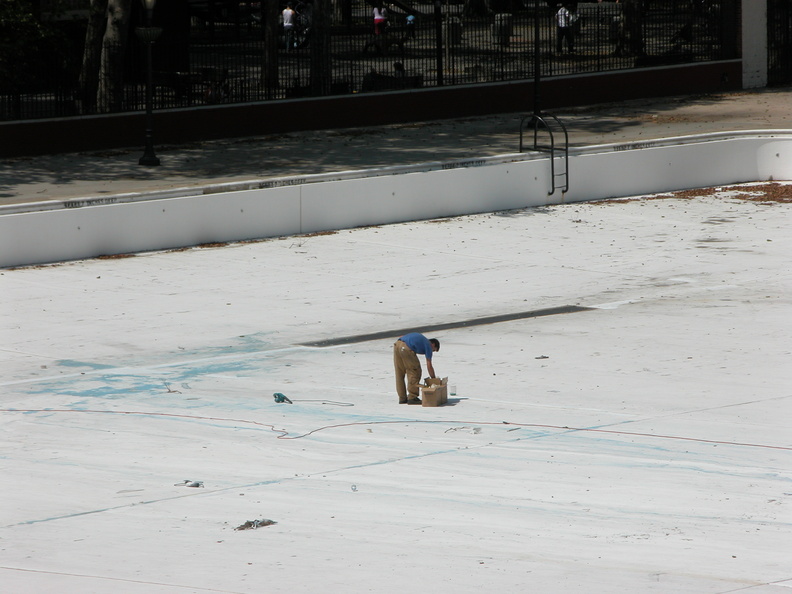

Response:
(429, 338), (440, 352)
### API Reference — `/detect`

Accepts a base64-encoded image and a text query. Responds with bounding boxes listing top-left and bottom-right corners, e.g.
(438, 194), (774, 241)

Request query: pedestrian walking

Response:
(283, 3), (296, 50)
(373, 2), (389, 35)
(556, 3), (576, 54)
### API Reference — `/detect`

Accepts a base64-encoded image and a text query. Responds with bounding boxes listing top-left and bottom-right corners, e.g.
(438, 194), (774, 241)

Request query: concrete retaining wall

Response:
(2, 131), (791, 268)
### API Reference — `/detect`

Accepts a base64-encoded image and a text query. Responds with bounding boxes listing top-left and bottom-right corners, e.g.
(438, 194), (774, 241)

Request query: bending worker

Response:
(393, 332), (440, 404)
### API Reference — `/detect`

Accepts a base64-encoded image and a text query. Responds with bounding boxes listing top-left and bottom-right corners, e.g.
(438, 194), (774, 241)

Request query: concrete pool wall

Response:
(2, 130), (791, 268)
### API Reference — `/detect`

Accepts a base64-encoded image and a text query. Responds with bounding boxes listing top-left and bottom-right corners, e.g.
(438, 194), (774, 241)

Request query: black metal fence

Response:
(0, 1), (740, 121)
(768, 0), (792, 85)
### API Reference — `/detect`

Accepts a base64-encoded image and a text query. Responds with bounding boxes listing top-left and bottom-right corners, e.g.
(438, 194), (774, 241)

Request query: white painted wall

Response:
(2, 131), (791, 268)
(742, 0), (768, 88)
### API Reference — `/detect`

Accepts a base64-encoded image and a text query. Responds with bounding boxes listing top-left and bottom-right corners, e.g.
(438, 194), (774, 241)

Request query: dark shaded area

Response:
(0, 59), (744, 160)
(3, 79), (781, 203)
(300, 305), (593, 347)
(2, 0), (743, 122)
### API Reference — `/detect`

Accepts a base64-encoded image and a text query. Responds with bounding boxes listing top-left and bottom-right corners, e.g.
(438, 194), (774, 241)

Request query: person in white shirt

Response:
(282, 4), (296, 50)
(555, 3), (576, 53)
(373, 3), (388, 35)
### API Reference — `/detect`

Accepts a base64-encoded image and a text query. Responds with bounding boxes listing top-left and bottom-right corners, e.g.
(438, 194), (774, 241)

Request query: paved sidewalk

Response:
(1, 85), (790, 207)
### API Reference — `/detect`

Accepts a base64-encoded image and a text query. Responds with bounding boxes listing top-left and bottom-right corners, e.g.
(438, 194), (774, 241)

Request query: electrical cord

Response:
(1, 408), (789, 450)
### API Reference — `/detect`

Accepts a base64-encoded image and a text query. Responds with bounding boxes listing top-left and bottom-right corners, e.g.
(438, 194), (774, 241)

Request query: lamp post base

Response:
(139, 152), (161, 167)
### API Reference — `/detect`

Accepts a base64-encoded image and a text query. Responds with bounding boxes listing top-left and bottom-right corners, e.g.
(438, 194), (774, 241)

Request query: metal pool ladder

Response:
(519, 113), (569, 196)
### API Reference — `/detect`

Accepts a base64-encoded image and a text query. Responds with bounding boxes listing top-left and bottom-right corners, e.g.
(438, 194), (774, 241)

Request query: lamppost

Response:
(434, 0), (443, 86)
(533, 0), (542, 119)
(136, 0), (162, 166)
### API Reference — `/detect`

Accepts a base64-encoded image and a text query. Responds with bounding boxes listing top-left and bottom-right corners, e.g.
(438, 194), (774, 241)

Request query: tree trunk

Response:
(97, 0), (132, 113)
(79, 0), (109, 114)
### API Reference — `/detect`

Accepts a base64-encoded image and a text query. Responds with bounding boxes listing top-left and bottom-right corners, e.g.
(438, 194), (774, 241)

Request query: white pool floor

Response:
(2, 186), (791, 593)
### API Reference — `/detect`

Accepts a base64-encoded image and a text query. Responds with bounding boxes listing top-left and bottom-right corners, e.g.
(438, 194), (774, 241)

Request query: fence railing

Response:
(768, 0), (792, 85)
(0, 1), (739, 121)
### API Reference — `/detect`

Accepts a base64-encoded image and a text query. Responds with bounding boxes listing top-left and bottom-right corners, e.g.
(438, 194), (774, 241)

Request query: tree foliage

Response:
(0, 0), (66, 93)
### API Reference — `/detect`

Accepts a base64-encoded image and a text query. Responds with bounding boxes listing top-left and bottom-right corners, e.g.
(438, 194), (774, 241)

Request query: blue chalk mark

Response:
(56, 359), (116, 371)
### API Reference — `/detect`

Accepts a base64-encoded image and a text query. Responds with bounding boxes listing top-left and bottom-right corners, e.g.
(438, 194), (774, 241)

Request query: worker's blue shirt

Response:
(400, 332), (433, 360)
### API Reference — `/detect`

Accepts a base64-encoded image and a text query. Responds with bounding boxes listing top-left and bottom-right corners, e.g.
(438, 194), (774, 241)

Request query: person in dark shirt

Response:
(393, 332), (440, 404)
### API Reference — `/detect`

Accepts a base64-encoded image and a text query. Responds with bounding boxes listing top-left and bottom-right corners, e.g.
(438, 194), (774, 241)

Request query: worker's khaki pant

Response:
(393, 340), (421, 402)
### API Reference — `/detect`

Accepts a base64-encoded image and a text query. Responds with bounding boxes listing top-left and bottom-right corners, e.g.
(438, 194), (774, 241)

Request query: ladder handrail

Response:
(519, 113), (569, 195)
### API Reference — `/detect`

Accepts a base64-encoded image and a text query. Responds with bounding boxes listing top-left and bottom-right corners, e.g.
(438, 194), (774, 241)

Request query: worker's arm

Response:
(426, 358), (436, 379)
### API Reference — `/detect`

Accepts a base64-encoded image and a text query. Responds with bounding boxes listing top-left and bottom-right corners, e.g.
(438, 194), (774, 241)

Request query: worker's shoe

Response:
(398, 397), (408, 404)
(407, 398), (422, 405)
